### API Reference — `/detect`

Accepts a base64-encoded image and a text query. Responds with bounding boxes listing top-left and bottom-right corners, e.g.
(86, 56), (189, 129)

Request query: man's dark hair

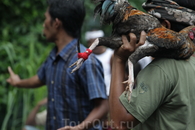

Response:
(173, 0), (195, 10)
(47, 0), (86, 38)
(170, 0), (195, 32)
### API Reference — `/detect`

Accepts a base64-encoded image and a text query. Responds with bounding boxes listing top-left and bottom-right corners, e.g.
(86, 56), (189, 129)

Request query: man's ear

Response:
(161, 19), (171, 29)
(54, 18), (62, 28)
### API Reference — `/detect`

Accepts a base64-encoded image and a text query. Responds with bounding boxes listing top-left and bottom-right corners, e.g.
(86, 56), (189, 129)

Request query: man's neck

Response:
(54, 31), (74, 54)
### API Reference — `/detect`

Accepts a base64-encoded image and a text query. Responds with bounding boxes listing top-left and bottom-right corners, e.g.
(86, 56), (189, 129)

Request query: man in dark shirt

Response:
(7, 0), (108, 130)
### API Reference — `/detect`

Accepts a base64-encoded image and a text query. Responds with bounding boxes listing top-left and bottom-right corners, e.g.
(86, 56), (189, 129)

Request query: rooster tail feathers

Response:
(93, 0), (129, 25)
(95, 0), (116, 24)
(101, 0), (116, 23)
(94, 0), (120, 25)
(94, 3), (103, 17)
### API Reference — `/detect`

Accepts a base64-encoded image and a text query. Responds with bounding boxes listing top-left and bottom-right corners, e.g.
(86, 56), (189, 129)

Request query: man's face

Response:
(42, 9), (56, 42)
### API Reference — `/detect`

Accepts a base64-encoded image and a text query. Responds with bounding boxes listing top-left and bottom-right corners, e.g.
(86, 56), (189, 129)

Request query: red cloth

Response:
(78, 49), (92, 60)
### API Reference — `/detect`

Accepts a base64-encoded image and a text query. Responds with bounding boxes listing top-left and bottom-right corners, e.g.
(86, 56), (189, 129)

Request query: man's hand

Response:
(58, 125), (82, 130)
(114, 31), (146, 62)
(6, 66), (21, 87)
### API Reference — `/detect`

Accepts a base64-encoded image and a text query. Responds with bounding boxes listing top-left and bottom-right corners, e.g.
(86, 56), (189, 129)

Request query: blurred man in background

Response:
(23, 98), (47, 130)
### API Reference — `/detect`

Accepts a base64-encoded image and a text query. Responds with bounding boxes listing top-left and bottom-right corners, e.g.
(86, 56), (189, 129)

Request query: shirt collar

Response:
(49, 39), (78, 62)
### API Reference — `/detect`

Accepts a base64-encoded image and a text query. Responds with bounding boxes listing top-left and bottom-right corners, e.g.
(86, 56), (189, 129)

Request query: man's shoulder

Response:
(139, 58), (181, 77)
(148, 58), (186, 68)
(141, 57), (195, 78)
(150, 57), (195, 67)
(152, 58), (177, 63)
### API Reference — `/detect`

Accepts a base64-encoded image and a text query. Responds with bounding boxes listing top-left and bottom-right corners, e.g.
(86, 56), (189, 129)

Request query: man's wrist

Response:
(113, 55), (127, 64)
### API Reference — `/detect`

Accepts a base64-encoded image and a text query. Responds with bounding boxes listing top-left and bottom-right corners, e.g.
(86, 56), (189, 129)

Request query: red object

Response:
(78, 49), (92, 60)
(189, 31), (194, 40)
(189, 27), (195, 40)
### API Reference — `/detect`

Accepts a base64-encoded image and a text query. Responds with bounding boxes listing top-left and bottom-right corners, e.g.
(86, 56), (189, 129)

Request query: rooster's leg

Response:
(123, 60), (134, 102)
(123, 41), (159, 102)
(70, 38), (100, 73)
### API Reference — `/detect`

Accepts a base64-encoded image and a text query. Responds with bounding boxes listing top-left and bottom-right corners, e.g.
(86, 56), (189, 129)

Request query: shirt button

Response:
(52, 98), (54, 102)
(53, 116), (56, 120)
(51, 81), (54, 84)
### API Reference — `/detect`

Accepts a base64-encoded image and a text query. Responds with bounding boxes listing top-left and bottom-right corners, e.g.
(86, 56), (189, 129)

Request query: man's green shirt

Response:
(120, 57), (195, 130)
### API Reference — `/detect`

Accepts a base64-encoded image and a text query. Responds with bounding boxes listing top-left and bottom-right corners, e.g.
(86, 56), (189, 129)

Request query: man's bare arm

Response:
(6, 66), (44, 88)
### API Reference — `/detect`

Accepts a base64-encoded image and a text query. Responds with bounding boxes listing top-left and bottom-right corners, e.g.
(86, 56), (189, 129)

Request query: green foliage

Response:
(0, 0), (146, 129)
(0, 0), (49, 129)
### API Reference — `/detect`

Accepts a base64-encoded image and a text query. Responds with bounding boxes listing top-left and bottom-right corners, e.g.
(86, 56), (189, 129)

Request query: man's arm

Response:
(109, 32), (146, 130)
(6, 66), (44, 88)
(58, 98), (109, 130)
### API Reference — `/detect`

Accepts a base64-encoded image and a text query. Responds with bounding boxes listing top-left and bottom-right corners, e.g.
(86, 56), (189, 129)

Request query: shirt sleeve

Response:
(79, 55), (108, 100)
(119, 64), (172, 123)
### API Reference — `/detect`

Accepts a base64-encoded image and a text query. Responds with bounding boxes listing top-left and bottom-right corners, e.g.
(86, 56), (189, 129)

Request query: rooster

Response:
(70, 0), (195, 102)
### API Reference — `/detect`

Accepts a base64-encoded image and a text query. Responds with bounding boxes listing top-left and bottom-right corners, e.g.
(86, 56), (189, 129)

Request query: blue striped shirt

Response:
(37, 39), (107, 130)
